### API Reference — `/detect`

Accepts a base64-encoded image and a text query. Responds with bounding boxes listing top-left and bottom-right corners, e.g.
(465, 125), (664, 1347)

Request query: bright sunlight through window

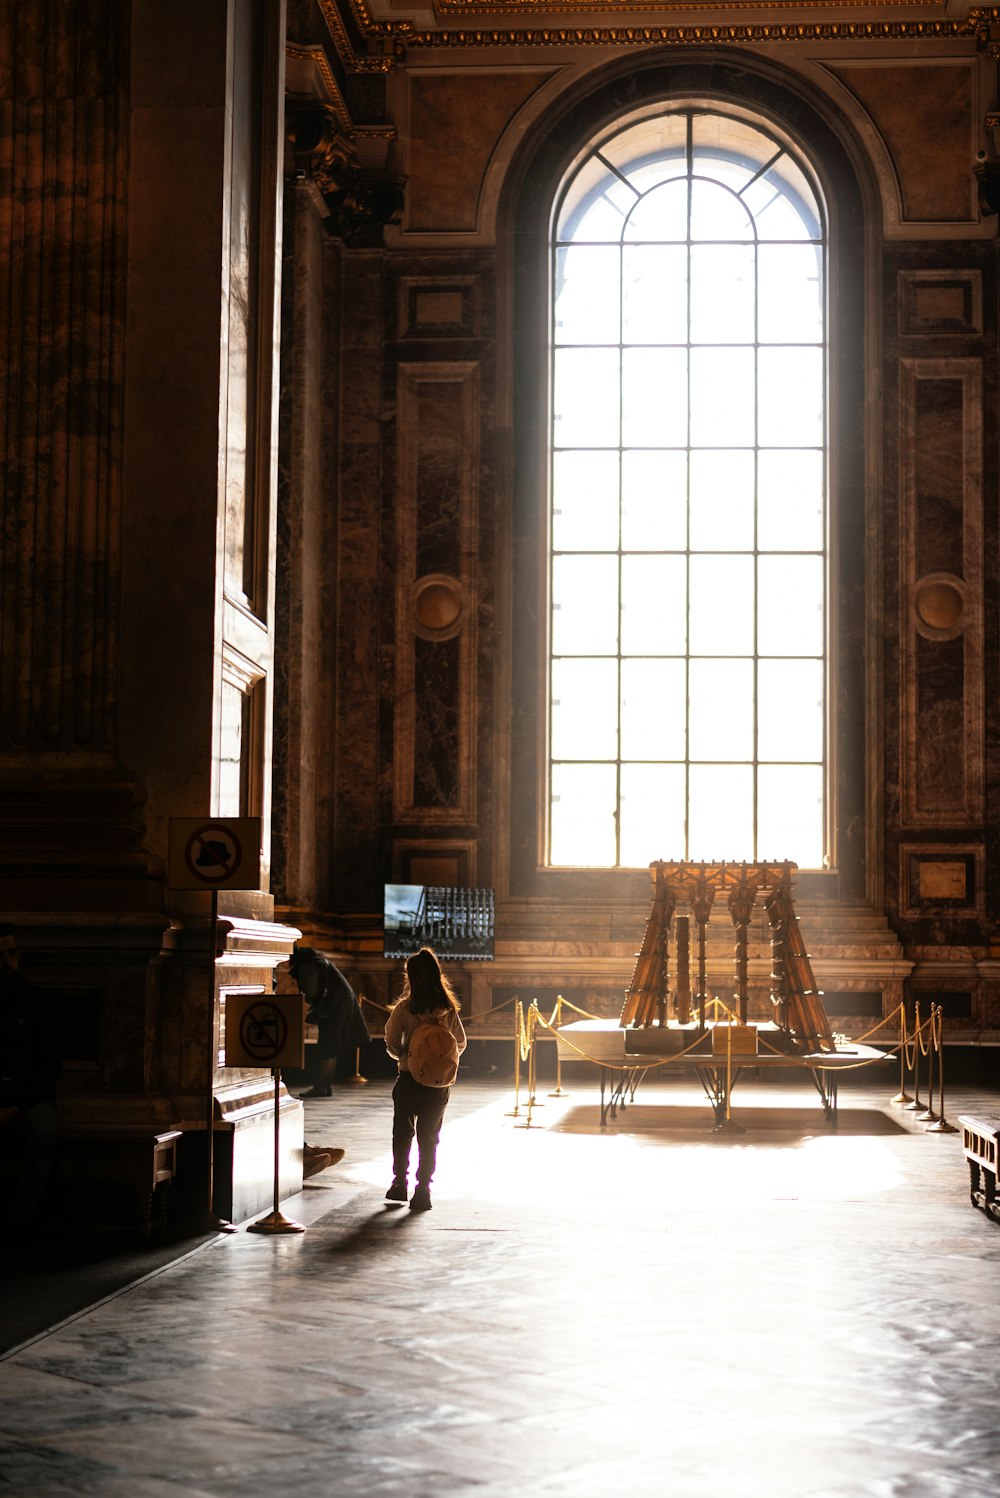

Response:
(549, 108), (827, 870)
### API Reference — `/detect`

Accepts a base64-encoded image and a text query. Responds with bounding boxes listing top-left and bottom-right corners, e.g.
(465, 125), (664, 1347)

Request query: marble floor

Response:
(2, 1070), (1000, 1497)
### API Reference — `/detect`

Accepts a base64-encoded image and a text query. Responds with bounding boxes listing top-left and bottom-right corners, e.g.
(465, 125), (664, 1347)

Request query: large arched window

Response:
(547, 107), (827, 870)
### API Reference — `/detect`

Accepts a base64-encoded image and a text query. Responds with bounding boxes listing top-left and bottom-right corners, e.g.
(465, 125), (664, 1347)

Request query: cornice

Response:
(400, 13), (1000, 49)
(286, 44), (398, 141)
(307, 3), (1000, 58)
(316, 0), (406, 71)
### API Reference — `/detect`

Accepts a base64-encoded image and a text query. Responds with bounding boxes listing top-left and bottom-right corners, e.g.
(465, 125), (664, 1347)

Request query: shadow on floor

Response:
(550, 1103), (910, 1138)
(0, 1223), (216, 1358)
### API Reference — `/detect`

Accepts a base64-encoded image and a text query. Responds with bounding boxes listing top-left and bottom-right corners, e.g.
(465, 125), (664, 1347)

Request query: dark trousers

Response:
(391, 1072), (450, 1189)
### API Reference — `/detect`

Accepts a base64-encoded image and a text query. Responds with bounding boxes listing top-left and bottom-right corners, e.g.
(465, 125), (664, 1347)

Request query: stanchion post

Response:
(927, 1004), (958, 1133)
(506, 999), (521, 1116)
(549, 994), (567, 1098)
(905, 1001), (924, 1111)
(516, 1003), (538, 1128)
(248, 1068), (306, 1235)
(918, 1002), (938, 1122)
(346, 1046), (367, 1084)
(891, 1002), (912, 1105)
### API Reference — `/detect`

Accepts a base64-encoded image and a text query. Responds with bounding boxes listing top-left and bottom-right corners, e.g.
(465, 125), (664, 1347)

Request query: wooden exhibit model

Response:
(621, 861), (835, 1054)
(557, 861), (887, 1130)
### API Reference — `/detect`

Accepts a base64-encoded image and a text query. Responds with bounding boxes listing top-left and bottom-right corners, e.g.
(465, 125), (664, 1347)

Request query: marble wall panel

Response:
(898, 358), (983, 827)
(404, 72), (548, 232)
(392, 361), (480, 823)
(826, 63), (977, 222)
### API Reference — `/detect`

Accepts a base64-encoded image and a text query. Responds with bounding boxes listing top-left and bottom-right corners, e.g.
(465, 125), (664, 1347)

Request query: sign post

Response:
(225, 993), (307, 1234)
(168, 817), (262, 1233)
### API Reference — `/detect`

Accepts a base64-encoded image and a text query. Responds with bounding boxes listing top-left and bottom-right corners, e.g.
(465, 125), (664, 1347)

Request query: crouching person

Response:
(383, 947), (466, 1213)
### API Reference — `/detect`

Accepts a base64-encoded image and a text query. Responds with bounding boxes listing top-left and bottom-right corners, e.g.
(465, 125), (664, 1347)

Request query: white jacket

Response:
(384, 998), (468, 1075)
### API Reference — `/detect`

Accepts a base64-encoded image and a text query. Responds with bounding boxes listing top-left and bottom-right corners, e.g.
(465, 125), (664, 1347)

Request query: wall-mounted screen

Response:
(384, 884), (495, 962)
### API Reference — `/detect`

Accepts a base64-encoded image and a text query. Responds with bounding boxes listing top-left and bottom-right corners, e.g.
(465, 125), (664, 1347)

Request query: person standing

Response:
(383, 946), (466, 1213)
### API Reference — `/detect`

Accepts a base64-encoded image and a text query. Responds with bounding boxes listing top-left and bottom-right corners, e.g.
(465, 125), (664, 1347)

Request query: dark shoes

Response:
(302, 1085), (333, 1098)
(409, 1185), (432, 1213)
(303, 1143), (345, 1179)
(385, 1180), (408, 1203)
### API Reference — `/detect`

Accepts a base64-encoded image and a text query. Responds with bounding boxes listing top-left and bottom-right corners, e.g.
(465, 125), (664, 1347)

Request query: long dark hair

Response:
(396, 947), (461, 1015)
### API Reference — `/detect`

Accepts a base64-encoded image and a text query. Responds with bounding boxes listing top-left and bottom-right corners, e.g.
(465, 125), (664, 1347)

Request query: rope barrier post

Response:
(891, 1001), (911, 1105)
(515, 1003), (539, 1129)
(548, 994), (567, 1097)
(344, 1046), (367, 1084)
(247, 1068), (306, 1235)
(918, 1002), (938, 1123)
(927, 1004), (958, 1133)
(905, 1001), (924, 1112)
(506, 999), (522, 1117)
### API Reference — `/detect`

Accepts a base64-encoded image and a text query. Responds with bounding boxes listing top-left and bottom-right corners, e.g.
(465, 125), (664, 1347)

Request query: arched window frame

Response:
(504, 60), (872, 907)
(546, 105), (830, 871)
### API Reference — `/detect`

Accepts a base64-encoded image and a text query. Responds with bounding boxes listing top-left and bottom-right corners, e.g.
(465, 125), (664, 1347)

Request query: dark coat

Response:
(290, 949), (371, 1059)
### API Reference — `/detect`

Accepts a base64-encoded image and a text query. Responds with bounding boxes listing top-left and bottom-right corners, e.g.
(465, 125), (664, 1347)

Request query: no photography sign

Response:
(225, 993), (306, 1069)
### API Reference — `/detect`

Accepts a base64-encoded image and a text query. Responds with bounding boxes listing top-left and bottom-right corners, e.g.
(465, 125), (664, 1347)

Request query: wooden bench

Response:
(959, 1113), (1000, 1224)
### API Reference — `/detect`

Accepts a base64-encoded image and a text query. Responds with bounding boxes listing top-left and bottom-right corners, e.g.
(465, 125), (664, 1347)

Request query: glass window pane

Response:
(622, 348), (688, 446)
(757, 660), (824, 762)
(623, 177), (688, 242)
(621, 658), (687, 759)
(554, 348), (620, 447)
(758, 347), (823, 447)
(689, 659), (754, 761)
(689, 556), (754, 654)
(689, 177), (754, 241)
(744, 175), (817, 240)
(555, 245), (621, 345)
(758, 556), (823, 657)
(689, 245), (755, 344)
(551, 659), (619, 760)
(757, 244), (823, 345)
(552, 555), (619, 655)
(688, 765), (754, 861)
(690, 347), (755, 446)
(551, 763), (618, 866)
(621, 555), (687, 654)
(553, 451), (620, 552)
(757, 451), (824, 552)
(601, 114), (688, 173)
(620, 763), (687, 866)
(622, 451), (687, 551)
(623, 245), (688, 344)
(557, 153), (633, 241)
(689, 450), (755, 551)
(757, 765), (824, 867)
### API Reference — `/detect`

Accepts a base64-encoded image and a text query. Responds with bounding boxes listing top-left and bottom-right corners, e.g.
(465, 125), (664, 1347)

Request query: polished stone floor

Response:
(2, 1069), (1000, 1497)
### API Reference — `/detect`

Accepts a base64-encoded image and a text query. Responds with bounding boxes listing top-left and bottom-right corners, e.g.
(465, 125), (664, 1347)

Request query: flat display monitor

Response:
(383, 884), (495, 962)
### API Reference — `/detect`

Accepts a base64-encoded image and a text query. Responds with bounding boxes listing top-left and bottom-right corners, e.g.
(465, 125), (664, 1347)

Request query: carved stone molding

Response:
(286, 100), (403, 245)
